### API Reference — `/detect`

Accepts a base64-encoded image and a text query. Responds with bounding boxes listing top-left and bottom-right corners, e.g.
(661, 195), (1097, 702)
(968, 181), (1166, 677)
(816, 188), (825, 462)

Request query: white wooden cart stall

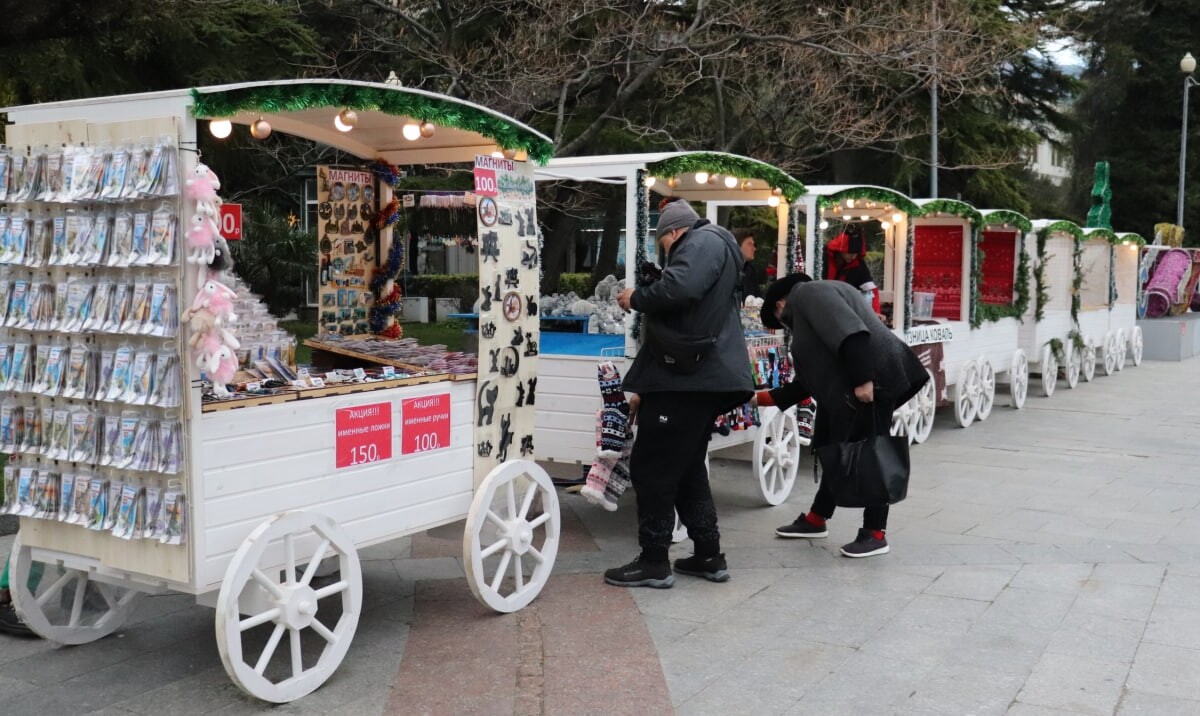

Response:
(532, 152), (808, 507)
(1075, 226), (1143, 380)
(1021, 220), (1085, 397)
(2, 80), (562, 703)
(1114, 233), (1146, 367)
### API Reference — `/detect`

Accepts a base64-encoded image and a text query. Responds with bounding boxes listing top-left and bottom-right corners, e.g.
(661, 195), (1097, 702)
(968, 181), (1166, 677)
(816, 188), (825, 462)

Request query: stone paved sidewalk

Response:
(2, 357), (1200, 715)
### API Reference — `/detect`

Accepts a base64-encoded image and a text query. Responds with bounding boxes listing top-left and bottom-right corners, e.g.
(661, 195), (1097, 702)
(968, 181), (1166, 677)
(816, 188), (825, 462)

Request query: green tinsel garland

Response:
(1039, 221), (1083, 242)
(1116, 233), (1147, 246)
(981, 211), (1033, 233)
(189, 84), (554, 164)
(1034, 230), (1050, 322)
(1108, 244), (1117, 309)
(631, 168), (649, 342)
(818, 187), (922, 217)
(904, 223), (915, 331)
(1082, 227), (1117, 244)
(788, 205), (802, 273)
(969, 226), (982, 328)
(919, 199), (983, 226)
(645, 153), (805, 203)
(1070, 236), (1083, 326)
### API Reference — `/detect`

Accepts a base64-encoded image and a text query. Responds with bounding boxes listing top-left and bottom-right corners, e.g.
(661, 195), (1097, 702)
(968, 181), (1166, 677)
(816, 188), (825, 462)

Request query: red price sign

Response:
(402, 394), (451, 455)
(473, 167), (498, 197)
(219, 203), (243, 240)
(335, 402), (392, 469)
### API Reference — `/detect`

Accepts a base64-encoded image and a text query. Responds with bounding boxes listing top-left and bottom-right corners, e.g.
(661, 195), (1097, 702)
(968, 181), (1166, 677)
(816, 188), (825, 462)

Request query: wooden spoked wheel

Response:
(954, 360), (981, 428)
(9, 534), (142, 645)
(1040, 344), (1058, 397)
(1115, 330), (1128, 371)
(464, 460), (560, 613)
(1064, 342), (1081, 389)
(1081, 339), (1096, 383)
(975, 357), (996, 421)
(754, 407), (801, 506)
(909, 369), (937, 443)
(215, 511), (363, 703)
(1103, 332), (1118, 376)
(1131, 326), (1144, 366)
(1009, 350), (1028, 409)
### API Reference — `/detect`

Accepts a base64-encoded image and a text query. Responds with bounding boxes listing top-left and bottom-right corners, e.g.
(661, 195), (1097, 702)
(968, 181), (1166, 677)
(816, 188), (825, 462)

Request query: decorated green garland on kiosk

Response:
(190, 84), (554, 163)
(904, 222), (915, 331)
(787, 202), (802, 273)
(645, 153), (804, 202)
(918, 199), (983, 226)
(631, 168), (649, 342)
(974, 217), (1032, 326)
(1033, 221), (1082, 322)
(817, 187), (921, 217)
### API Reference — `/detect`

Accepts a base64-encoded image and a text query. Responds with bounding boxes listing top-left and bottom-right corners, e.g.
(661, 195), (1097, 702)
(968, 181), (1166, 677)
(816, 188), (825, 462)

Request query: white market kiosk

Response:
(1, 80), (561, 703)
(1023, 219), (1084, 396)
(1075, 227), (1147, 377)
(532, 152), (808, 506)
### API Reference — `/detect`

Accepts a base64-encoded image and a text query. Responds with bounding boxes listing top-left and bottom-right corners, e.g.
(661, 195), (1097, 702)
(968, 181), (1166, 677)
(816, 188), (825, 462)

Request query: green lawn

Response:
(281, 319), (468, 366)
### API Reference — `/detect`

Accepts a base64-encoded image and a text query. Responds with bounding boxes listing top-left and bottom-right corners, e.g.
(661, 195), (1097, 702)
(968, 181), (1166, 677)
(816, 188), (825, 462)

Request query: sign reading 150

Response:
(347, 443), (380, 466)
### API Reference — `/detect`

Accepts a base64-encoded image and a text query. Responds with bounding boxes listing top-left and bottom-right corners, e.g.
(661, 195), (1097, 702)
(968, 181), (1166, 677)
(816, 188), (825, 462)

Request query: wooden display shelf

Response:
(304, 337), (430, 372)
(201, 391), (296, 413)
(294, 373), (452, 399)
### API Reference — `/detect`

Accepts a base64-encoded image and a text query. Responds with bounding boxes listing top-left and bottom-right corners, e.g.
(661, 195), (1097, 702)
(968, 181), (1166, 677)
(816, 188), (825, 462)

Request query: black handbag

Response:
(815, 406), (910, 507)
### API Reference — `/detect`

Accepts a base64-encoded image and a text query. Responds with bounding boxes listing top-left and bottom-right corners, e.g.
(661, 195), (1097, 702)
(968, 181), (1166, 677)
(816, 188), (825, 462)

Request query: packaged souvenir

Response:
(159, 489), (186, 545)
(0, 147), (10, 202)
(1, 462), (15, 514)
(7, 340), (31, 391)
(47, 407), (70, 460)
(40, 150), (63, 202)
(67, 472), (91, 524)
(74, 145), (108, 202)
(130, 417), (158, 472)
(108, 212), (134, 268)
(15, 465), (37, 517)
(62, 341), (92, 399)
(0, 273), (11, 323)
(58, 473), (76, 522)
(100, 146), (129, 201)
(104, 281), (132, 333)
(38, 343), (66, 397)
(158, 419), (182, 474)
(48, 214), (68, 266)
(113, 482), (142, 539)
(8, 214), (29, 266)
(85, 212), (112, 266)
(105, 344), (134, 402)
(98, 410), (120, 466)
(25, 216), (49, 268)
(93, 347), (115, 401)
(68, 408), (98, 464)
(6, 278), (28, 328)
(58, 145), (77, 203)
(0, 343), (9, 391)
(130, 211), (150, 265)
(66, 212), (94, 266)
(18, 403), (43, 455)
(144, 206), (175, 266)
(112, 410), (139, 468)
(30, 343), (50, 393)
(61, 277), (93, 333)
(86, 477), (110, 531)
(103, 479), (123, 531)
(0, 397), (21, 452)
(34, 469), (60, 520)
(84, 279), (113, 332)
(122, 279), (151, 334)
(8, 153), (27, 203)
(149, 351), (180, 408)
(124, 144), (149, 201)
(21, 149), (46, 204)
(125, 349), (155, 405)
(143, 485), (163, 538)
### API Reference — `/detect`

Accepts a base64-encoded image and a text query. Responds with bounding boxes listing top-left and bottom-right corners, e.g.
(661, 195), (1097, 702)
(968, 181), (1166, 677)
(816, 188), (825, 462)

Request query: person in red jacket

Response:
(825, 224), (881, 315)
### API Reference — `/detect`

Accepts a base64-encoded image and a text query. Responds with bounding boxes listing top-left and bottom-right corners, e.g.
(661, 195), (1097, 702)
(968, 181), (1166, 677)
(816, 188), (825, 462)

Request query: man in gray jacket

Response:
(608, 199), (754, 588)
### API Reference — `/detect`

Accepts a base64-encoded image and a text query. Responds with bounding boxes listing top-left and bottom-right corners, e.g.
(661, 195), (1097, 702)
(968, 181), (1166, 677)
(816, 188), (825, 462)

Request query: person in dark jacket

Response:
(757, 273), (928, 557)
(609, 199), (754, 587)
(735, 229), (761, 301)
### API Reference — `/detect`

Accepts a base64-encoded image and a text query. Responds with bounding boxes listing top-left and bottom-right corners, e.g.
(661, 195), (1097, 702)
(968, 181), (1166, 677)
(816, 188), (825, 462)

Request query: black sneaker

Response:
(775, 514), (828, 539)
(604, 554), (674, 589)
(0, 601), (37, 638)
(673, 553), (730, 583)
(841, 529), (890, 558)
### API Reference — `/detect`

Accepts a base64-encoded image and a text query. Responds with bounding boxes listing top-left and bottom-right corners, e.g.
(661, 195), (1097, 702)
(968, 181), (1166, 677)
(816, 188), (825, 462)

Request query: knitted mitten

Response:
(597, 363), (629, 457)
(603, 433), (635, 506)
(795, 397), (816, 444)
(580, 409), (619, 510)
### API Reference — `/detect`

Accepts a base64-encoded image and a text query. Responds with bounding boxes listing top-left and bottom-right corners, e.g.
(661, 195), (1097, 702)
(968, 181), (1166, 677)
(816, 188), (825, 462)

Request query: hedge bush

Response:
(557, 273), (596, 297)
(404, 274), (478, 307)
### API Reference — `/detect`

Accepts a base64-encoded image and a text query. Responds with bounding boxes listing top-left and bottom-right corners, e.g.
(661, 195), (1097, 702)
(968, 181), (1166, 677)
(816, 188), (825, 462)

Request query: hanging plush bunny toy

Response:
(183, 163), (240, 397)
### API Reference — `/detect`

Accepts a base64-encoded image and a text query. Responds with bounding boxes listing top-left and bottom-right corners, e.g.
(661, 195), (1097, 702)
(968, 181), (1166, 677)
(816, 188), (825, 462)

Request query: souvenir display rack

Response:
(0, 79), (561, 705)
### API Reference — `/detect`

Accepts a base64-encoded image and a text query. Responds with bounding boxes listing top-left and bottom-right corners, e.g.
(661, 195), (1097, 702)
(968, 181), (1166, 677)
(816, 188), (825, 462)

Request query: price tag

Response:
(401, 394), (451, 455)
(382, 367), (396, 378)
(298, 367), (310, 377)
(310, 377), (326, 388)
(335, 401), (393, 469)
(473, 167), (497, 197)
(246, 382), (261, 392)
(291, 380), (307, 388)
(353, 368), (366, 380)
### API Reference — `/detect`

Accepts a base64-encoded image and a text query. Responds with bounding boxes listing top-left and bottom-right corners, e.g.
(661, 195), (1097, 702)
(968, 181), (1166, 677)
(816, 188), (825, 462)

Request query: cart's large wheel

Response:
(754, 407), (800, 506)
(1081, 339), (1096, 383)
(1041, 344), (1058, 397)
(1103, 332), (1118, 376)
(216, 511), (362, 703)
(975, 357), (996, 421)
(1009, 350), (1029, 409)
(465, 460), (559, 613)
(909, 369), (937, 444)
(1064, 342), (1081, 389)
(8, 534), (142, 645)
(1115, 330), (1128, 371)
(1131, 326), (1144, 366)
(954, 360), (980, 428)
(890, 402), (910, 440)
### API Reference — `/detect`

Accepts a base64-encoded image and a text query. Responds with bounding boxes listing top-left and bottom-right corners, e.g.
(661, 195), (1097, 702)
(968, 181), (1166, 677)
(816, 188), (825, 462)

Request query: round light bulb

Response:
(767, 196), (780, 207)
(842, 215), (852, 221)
(503, 148), (516, 160)
(723, 176), (738, 189)
(420, 121), (436, 138)
(846, 199), (855, 209)
(491, 150), (504, 159)
(819, 220), (830, 230)
(741, 180), (752, 191)
(707, 174), (718, 184)
(881, 221), (891, 230)
(772, 187), (783, 196)
(667, 177), (678, 189)
(208, 119), (232, 139)
(334, 109), (358, 133)
(694, 171), (709, 184)
(860, 215), (870, 221)
(402, 123), (422, 141)
(250, 117), (272, 140)
(644, 176), (657, 188)
(892, 212), (904, 223)
(1183, 52), (1197, 75)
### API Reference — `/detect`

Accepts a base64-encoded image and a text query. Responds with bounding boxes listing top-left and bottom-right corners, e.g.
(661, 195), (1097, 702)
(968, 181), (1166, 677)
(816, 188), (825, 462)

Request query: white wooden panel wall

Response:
(535, 356), (624, 464)
(1111, 304), (1136, 334)
(939, 319), (1021, 380)
(1115, 246), (1138, 305)
(197, 380), (475, 590)
(1045, 236), (1075, 311)
(1080, 240), (1110, 309)
(1077, 312), (1111, 344)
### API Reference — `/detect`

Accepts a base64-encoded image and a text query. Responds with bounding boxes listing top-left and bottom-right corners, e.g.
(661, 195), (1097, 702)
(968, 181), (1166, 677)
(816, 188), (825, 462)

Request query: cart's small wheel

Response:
(1009, 350), (1029, 409)
(216, 511), (362, 704)
(8, 534), (142, 645)
(890, 402), (909, 439)
(910, 369), (937, 444)
(1131, 326), (1144, 366)
(1103, 331), (1118, 376)
(1040, 344), (1058, 397)
(754, 407), (800, 506)
(465, 460), (560, 613)
(975, 357), (996, 421)
(954, 360), (980, 428)
(1115, 330), (1128, 371)
(1081, 339), (1096, 383)
(1064, 342), (1081, 389)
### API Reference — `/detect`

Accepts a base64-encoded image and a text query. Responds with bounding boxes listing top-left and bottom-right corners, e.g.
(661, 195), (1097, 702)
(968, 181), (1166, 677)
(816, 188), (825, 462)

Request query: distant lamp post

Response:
(1177, 52), (1199, 227)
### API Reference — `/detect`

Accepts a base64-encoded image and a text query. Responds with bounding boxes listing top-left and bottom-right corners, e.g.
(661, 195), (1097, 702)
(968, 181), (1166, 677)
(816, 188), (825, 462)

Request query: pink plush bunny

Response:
(185, 163), (221, 203)
(189, 279), (239, 323)
(185, 214), (218, 265)
(209, 345), (239, 385)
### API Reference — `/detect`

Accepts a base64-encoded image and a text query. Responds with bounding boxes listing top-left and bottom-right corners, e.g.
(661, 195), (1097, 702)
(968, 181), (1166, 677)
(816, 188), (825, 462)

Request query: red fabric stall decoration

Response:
(979, 229), (1017, 305)
(912, 224), (964, 320)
